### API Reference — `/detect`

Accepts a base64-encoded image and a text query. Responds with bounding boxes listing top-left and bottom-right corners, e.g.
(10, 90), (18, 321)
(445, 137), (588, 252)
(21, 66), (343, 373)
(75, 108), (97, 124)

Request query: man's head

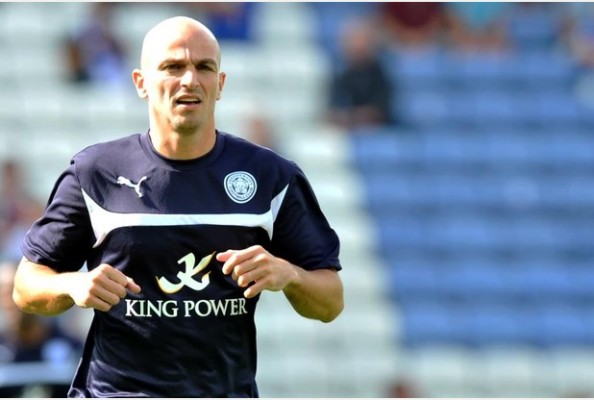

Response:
(340, 18), (378, 64)
(132, 17), (226, 137)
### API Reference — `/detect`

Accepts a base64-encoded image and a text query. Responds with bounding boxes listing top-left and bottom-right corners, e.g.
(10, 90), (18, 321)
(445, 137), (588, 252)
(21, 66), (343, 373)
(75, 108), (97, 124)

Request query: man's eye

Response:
(197, 64), (215, 71)
(165, 64), (182, 71)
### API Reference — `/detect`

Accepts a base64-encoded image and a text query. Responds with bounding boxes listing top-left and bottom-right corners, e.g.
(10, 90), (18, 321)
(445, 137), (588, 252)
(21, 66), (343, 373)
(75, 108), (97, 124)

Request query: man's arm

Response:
(282, 266), (343, 323)
(217, 245), (344, 322)
(13, 256), (141, 316)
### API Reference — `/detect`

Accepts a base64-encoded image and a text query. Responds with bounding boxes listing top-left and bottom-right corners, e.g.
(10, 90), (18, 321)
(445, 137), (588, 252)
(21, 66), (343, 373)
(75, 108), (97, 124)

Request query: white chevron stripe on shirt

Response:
(81, 185), (289, 248)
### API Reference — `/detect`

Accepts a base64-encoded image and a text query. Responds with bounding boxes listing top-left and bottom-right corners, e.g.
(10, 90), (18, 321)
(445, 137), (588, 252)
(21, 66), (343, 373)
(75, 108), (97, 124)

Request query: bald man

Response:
(12, 16), (343, 397)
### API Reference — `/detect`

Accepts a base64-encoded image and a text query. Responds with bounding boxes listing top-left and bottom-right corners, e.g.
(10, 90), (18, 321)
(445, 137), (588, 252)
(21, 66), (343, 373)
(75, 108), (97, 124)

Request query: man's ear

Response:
(132, 69), (148, 99)
(216, 71), (226, 101)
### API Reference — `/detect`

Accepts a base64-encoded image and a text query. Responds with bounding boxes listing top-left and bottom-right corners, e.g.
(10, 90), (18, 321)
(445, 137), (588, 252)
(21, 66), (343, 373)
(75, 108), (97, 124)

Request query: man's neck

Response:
(149, 128), (216, 160)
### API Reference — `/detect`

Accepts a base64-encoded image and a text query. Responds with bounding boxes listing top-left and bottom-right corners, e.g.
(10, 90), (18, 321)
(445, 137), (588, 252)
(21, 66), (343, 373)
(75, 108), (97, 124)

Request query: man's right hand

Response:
(68, 264), (142, 312)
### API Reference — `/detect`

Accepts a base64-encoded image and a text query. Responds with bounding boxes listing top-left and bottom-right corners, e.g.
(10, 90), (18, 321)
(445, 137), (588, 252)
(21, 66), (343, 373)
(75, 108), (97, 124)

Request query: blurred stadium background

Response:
(1, 1), (594, 397)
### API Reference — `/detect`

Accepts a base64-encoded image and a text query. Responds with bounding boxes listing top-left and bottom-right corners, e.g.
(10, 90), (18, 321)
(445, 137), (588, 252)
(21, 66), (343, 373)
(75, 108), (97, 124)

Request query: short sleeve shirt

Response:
(22, 131), (341, 397)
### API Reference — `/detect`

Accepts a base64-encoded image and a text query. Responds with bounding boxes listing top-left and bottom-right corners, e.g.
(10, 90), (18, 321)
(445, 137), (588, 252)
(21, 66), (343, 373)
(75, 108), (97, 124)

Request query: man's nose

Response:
(181, 68), (197, 87)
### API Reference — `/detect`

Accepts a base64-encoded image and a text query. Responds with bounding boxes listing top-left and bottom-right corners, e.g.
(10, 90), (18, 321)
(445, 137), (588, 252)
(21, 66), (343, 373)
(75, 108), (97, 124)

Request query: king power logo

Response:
(124, 297), (247, 318)
(125, 252), (248, 318)
(156, 252), (215, 294)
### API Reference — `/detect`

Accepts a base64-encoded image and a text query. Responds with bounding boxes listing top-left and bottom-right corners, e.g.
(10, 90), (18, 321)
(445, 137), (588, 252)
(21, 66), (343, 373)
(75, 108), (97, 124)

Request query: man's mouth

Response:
(176, 96), (201, 106)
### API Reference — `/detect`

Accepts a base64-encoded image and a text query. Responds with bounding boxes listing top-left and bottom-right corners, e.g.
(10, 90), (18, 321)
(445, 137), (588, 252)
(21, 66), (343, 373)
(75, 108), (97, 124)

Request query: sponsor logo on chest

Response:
(125, 251), (248, 319)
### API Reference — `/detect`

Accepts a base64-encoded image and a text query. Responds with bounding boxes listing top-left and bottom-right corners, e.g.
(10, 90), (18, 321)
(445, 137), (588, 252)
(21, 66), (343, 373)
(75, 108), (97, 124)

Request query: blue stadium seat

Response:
(419, 129), (504, 167)
(506, 265), (578, 304)
(439, 265), (508, 302)
(401, 302), (544, 347)
(513, 52), (575, 89)
(540, 130), (594, 167)
(567, 268), (594, 302)
(387, 262), (443, 304)
(532, 92), (583, 129)
(349, 131), (424, 172)
(400, 302), (470, 346)
(362, 174), (410, 210)
(397, 91), (451, 128)
(463, 305), (538, 346)
(442, 51), (519, 90)
(533, 305), (592, 346)
(376, 216), (429, 250)
(505, 4), (562, 51)
(538, 175), (594, 209)
(471, 91), (523, 128)
(383, 48), (448, 93)
(363, 172), (508, 212)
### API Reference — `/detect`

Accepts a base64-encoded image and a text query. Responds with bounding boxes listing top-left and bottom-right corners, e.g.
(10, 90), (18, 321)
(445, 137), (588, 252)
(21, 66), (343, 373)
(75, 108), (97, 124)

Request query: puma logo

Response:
(117, 176), (148, 198)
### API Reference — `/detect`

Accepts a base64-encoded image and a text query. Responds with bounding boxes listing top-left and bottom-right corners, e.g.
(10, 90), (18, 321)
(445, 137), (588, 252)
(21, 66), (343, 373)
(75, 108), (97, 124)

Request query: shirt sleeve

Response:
(21, 161), (95, 272)
(270, 167), (342, 271)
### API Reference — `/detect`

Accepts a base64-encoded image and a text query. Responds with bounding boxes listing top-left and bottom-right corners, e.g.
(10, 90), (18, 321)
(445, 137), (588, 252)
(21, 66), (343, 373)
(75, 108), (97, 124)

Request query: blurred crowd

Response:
(56, 2), (594, 133)
(62, 2), (255, 87)
(0, 160), (82, 397)
(325, 2), (594, 132)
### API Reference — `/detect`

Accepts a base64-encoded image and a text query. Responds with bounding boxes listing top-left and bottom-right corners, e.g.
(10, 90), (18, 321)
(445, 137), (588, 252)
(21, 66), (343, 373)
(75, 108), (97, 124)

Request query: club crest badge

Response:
(224, 171), (257, 204)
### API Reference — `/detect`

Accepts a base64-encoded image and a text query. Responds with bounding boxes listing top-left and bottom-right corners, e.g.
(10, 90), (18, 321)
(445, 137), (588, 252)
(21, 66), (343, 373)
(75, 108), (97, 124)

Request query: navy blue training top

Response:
(21, 131), (341, 397)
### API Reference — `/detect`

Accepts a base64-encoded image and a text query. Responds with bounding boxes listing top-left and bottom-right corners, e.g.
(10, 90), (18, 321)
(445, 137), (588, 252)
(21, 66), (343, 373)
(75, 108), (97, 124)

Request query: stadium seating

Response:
(348, 5), (594, 395)
(371, 40), (594, 396)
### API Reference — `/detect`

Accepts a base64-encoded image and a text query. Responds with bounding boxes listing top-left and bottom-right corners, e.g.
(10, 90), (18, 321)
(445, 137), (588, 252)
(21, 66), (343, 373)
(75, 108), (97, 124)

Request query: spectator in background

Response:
(503, 2), (565, 52)
(387, 378), (421, 398)
(444, 2), (512, 53)
(64, 3), (128, 86)
(0, 160), (43, 262)
(0, 261), (82, 397)
(559, 3), (594, 108)
(185, 3), (255, 41)
(327, 18), (393, 130)
(245, 110), (277, 150)
(380, 2), (446, 50)
(561, 3), (594, 66)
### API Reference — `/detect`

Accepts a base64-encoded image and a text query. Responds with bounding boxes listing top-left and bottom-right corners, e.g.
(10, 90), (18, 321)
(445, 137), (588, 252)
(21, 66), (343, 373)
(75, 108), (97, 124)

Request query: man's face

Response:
(134, 24), (226, 135)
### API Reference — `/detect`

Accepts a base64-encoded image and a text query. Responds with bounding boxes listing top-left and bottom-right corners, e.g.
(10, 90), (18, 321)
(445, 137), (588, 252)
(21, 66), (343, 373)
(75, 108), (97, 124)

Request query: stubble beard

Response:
(171, 112), (204, 136)
(174, 119), (201, 136)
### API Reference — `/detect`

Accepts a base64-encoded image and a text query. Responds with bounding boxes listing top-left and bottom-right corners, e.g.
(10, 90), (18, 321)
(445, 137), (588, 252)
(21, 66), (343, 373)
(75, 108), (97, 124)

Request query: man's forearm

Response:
(283, 266), (344, 323)
(13, 257), (76, 316)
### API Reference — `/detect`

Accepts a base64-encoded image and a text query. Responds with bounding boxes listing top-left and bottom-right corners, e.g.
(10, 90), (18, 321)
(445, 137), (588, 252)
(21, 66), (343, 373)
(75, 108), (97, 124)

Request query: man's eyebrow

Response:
(158, 58), (184, 67)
